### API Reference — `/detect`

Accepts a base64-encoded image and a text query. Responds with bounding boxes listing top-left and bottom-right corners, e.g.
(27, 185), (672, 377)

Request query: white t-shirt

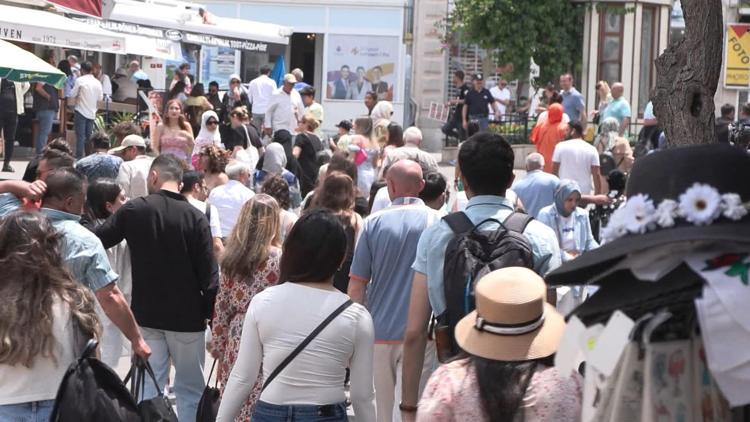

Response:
(208, 180), (255, 237)
(489, 86), (511, 116)
(556, 213), (577, 252)
(187, 197), (222, 239)
(70, 74), (103, 120)
(552, 139), (600, 195)
(369, 186), (391, 214)
(116, 155), (154, 200)
(246, 74), (278, 115)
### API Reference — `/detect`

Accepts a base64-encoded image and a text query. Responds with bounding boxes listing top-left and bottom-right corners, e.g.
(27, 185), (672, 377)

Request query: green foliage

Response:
(445, 0), (586, 86)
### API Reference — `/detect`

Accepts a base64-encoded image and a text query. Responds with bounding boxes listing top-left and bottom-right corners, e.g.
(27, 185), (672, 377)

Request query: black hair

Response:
(89, 132), (110, 150)
(607, 169), (627, 192)
(150, 154), (184, 183)
(80, 61), (93, 74)
(57, 60), (71, 77)
(86, 179), (122, 219)
(280, 209), (347, 283)
(180, 170), (204, 194)
(722, 103), (736, 118)
(179, 63), (189, 71)
(169, 81), (187, 99)
(341, 65), (350, 71)
(387, 122), (404, 148)
(328, 152), (358, 184)
(209, 81), (219, 88)
(454, 70), (465, 80)
(419, 172), (447, 203)
(367, 179), (387, 213)
(137, 79), (152, 89)
(40, 149), (75, 171)
(568, 121), (584, 137)
(299, 86), (316, 97)
(365, 91), (378, 101)
(550, 92), (563, 104)
(458, 132), (514, 196)
(260, 65), (271, 75)
(43, 167), (86, 202)
(191, 83), (206, 97)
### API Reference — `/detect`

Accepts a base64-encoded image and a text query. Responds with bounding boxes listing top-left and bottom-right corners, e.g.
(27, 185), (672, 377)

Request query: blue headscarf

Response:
(554, 179), (581, 217)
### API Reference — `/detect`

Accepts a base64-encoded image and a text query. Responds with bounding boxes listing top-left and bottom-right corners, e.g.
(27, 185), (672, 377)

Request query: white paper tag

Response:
(555, 316), (586, 377)
(587, 310), (635, 377)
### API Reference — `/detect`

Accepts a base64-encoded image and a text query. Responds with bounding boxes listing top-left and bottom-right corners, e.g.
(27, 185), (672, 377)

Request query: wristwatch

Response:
(399, 403), (418, 412)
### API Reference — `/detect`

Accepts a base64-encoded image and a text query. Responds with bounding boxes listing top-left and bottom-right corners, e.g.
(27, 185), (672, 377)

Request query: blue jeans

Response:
(73, 110), (94, 159)
(141, 327), (205, 421)
(36, 109), (56, 154)
(469, 114), (489, 132)
(0, 400), (54, 422)
(252, 401), (348, 422)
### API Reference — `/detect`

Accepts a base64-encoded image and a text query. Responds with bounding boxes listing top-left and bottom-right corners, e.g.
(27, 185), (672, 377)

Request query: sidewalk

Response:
(0, 146), (34, 181)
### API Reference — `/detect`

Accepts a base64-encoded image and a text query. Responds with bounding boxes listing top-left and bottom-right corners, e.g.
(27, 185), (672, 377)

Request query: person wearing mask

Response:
(0, 76), (29, 172)
(364, 91), (378, 116)
(112, 134), (152, 199)
(511, 153), (560, 218)
(400, 134), (561, 417)
(348, 66), (372, 100)
(530, 103), (567, 173)
(216, 209), (376, 422)
(254, 143), (302, 207)
(95, 155), (218, 420)
(82, 179), (131, 367)
(211, 195), (282, 420)
(69, 61), (103, 159)
(181, 171), (224, 262)
(92, 62), (112, 100)
(152, 99), (194, 165)
(220, 74), (251, 126)
(417, 267), (582, 421)
(537, 179), (599, 263)
(198, 145), (230, 192)
(261, 174), (299, 243)
(294, 113), (324, 197)
(265, 74), (304, 136)
(208, 160), (255, 239)
(311, 171), (363, 293)
(192, 111), (223, 169)
(75, 132), (124, 181)
(33, 50), (60, 155)
(0, 212), (101, 421)
(246, 66), (277, 129)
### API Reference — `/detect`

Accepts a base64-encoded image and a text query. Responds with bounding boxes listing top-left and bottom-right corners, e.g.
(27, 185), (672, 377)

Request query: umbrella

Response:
(0, 39), (67, 89)
(270, 55), (286, 87)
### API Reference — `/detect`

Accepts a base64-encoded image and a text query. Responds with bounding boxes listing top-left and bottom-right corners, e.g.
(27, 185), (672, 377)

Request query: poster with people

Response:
(326, 34), (399, 101)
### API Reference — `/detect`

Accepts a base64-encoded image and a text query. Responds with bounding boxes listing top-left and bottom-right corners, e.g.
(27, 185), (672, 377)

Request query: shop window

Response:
(597, 6), (624, 85)
(639, 6), (658, 116)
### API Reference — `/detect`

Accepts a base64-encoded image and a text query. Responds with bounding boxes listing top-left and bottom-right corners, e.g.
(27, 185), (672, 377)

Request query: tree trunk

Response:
(653, 0), (723, 146)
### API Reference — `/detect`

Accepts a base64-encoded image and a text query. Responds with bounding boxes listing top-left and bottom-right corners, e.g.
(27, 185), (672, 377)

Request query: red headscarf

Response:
(530, 103), (567, 173)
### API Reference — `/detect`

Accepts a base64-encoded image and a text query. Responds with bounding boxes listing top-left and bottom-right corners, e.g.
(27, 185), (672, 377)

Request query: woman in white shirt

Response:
(0, 211), (100, 420)
(216, 209), (376, 422)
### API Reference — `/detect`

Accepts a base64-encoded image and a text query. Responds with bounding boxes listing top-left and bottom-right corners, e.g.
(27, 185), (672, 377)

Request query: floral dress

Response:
(212, 248), (281, 421)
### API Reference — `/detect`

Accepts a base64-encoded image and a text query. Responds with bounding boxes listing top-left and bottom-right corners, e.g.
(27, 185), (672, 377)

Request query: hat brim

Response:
(546, 221), (750, 286)
(455, 303), (565, 362)
(108, 145), (129, 154)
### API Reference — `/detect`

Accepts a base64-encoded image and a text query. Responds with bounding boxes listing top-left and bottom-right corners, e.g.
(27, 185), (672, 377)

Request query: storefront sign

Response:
(326, 34), (399, 101)
(200, 46), (240, 90)
(165, 30), (183, 42)
(0, 23), (122, 53)
(93, 19), (165, 38)
(725, 24), (750, 89)
(184, 33), (267, 52)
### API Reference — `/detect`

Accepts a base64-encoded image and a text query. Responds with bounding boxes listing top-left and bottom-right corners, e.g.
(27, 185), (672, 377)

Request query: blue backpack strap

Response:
(442, 212), (474, 234)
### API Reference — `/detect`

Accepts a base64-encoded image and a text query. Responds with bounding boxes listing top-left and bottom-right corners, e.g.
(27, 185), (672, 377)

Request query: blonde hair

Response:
(221, 194), (281, 280)
(596, 80), (611, 102)
(301, 113), (320, 131)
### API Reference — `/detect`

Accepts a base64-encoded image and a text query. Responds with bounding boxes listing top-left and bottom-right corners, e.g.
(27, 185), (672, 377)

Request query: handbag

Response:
(196, 359), (221, 422)
(124, 358), (179, 422)
(262, 300), (353, 392)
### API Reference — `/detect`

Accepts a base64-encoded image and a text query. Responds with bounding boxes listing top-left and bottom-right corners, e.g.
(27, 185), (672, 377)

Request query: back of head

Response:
(89, 131), (111, 151)
(226, 160), (251, 181)
(42, 148), (75, 170)
(222, 194), (280, 278)
(200, 145), (229, 174)
(112, 122), (141, 144)
(568, 121), (584, 139)
(150, 154), (184, 183)
(741, 103), (750, 118)
(328, 152), (358, 184)
(280, 209), (347, 283)
(386, 159), (424, 197)
(43, 167), (86, 204)
(260, 65), (271, 75)
(419, 171), (447, 203)
(403, 126), (423, 146)
(272, 129), (293, 145)
(299, 86), (315, 97)
(80, 61), (93, 74)
(181, 170), (205, 194)
(45, 138), (74, 155)
(455, 69), (465, 81)
(721, 103), (735, 118)
(261, 174), (291, 210)
(354, 116), (373, 137)
(525, 152), (545, 171)
(191, 83), (205, 97)
(292, 68), (304, 81)
(86, 178), (122, 220)
(313, 171), (355, 211)
(387, 123), (404, 148)
(459, 133), (514, 196)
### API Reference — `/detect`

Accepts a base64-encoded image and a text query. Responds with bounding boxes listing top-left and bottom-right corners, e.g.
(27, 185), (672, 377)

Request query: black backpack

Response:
(50, 339), (140, 422)
(439, 212), (535, 358)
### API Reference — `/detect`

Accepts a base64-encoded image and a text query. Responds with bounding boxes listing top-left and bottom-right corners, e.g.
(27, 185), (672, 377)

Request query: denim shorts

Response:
(252, 400), (348, 422)
(0, 400), (55, 422)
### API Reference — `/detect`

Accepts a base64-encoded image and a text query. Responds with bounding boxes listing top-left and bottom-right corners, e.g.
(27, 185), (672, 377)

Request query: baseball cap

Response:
(283, 73), (297, 84)
(473, 73), (484, 81)
(335, 120), (353, 131)
(109, 134), (146, 153)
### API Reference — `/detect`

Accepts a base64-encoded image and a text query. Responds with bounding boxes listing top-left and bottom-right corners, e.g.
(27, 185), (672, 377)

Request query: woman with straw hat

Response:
(416, 267), (582, 421)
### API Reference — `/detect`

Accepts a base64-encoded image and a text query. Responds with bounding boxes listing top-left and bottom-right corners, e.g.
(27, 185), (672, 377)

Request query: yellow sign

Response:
(726, 24), (750, 88)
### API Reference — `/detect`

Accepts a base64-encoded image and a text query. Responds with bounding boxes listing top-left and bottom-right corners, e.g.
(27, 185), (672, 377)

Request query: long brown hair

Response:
(164, 99), (192, 132)
(221, 194), (281, 280)
(312, 171), (355, 212)
(0, 212), (100, 367)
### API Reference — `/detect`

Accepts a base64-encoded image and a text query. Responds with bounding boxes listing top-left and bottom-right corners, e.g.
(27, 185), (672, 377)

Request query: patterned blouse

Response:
(212, 248), (281, 421)
(417, 358), (583, 422)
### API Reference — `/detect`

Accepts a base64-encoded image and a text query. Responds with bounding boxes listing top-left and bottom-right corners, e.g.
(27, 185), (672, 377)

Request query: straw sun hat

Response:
(455, 267), (566, 361)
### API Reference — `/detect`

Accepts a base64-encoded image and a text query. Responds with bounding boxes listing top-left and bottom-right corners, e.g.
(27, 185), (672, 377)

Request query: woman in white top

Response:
(216, 209), (376, 422)
(192, 110), (223, 169)
(0, 211), (100, 421)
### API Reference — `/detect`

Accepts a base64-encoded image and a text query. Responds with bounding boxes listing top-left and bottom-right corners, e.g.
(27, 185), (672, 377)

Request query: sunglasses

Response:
(206, 120), (218, 126)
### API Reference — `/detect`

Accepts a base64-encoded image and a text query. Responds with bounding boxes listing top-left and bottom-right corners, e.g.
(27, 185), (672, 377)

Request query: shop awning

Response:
(122, 34), (181, 61)
(0, 4), (126, 54)
(108, 0), (291, 48)
(0, 39), (67, 88)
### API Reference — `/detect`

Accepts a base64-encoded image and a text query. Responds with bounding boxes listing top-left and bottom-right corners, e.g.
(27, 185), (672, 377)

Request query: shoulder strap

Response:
(442, 211), (474, 235)
(261, 299), (354, 392)
(205, 202), (211, 221)
(503, 212), (533, 234)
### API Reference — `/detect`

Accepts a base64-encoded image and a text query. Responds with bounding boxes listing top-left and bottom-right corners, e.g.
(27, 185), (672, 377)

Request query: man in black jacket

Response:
(96, 154), (218, 420)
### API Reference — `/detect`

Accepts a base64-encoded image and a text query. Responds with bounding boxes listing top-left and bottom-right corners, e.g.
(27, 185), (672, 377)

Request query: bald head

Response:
(611, 82), (624, 98)
(386, 159), (425, 200)
(526, 152), (544, 171)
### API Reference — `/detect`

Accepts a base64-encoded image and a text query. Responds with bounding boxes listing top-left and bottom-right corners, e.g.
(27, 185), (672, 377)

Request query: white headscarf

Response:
(196, 110), (221, 145)
(263, 143), (287, 174)
(370, 101), (393, 122)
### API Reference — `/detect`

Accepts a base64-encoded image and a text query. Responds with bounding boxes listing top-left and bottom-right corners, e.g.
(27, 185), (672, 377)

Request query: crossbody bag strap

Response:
(261, 299), (354, 392)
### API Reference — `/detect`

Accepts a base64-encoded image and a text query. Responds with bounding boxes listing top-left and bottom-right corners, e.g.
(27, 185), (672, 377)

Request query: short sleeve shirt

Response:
(601, 97), (632, 125)
(76, 153), (124, 181)
(464, 88), (495, 117)
(562, 88), (586, 123)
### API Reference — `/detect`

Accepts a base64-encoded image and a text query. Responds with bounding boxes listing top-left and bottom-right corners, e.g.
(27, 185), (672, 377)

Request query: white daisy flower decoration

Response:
(721, 193), (749, 221)
(679, 183), (722, 225)
(622, 194), (655, 234)
(654, 199), (679, 228)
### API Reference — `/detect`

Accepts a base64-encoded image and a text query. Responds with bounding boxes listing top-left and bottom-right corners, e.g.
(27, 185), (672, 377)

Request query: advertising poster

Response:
(326, 34), (399, 101)
(200, 46), (240, 90)
(725, 24), (750, 89)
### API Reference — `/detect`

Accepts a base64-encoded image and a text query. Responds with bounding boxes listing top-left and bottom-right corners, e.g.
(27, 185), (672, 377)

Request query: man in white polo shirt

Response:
(208, 160), (254, 239)
(69, 61), (103, 158)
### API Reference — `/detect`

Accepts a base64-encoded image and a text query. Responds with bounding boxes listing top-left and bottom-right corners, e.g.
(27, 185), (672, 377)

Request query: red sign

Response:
(49, 0), (102, 17)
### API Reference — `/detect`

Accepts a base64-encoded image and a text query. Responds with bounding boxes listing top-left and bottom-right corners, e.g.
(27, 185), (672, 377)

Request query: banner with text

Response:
(725, 24), (750, 89)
